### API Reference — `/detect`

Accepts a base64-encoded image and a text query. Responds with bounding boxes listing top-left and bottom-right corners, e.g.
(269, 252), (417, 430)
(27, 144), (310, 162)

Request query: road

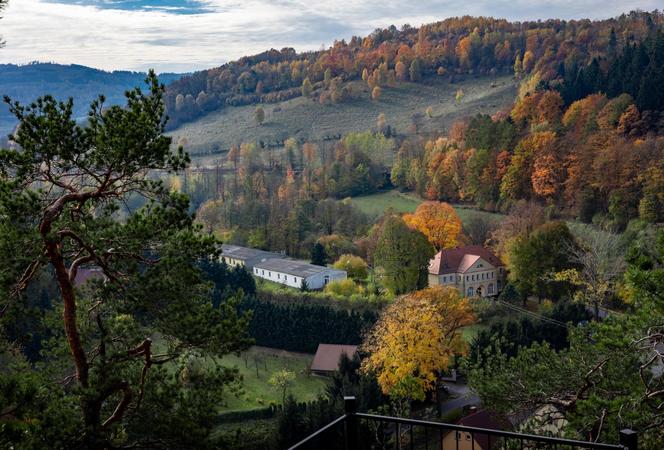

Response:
(439, 382), (480, 415)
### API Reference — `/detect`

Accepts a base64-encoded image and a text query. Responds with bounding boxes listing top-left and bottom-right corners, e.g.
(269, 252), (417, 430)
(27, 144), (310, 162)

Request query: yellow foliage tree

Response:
(196, 199), (224, 234)
(371, 86), (382, 101)
(361, 286), (475, 401)
(403, 201), (463, 250)
(332, 254), (369, 280)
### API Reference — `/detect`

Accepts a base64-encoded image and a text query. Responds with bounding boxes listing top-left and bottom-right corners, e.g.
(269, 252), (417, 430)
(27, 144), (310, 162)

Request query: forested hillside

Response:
(164, 11), (663, 128)
(0, 63), (184, 137)
(178, 15), (664, 249)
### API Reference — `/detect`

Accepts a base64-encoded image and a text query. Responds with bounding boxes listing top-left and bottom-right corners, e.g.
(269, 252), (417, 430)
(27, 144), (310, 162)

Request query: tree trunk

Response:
(44, 239), (108, 447)
(46, 240), (89, 388)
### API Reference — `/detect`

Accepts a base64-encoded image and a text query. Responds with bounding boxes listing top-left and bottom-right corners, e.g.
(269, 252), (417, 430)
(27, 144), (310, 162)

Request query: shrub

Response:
(324, 279), (363, 297)
(332, 254), (369, 280)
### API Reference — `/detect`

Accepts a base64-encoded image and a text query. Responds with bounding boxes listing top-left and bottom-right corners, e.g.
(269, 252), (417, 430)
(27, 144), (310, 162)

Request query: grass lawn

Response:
(217, 346), (329, 411)
(212, 417), (278, 448)
(460, 323), (488, 344)
(452, 205), (504, 227)
(350, 190), (421, 217)
(350, 190), (506, 228)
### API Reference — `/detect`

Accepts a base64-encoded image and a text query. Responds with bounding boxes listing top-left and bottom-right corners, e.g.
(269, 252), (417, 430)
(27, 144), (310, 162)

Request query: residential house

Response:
(310, 344), (358, 376)
(428, 245), (505, 297)
(442, 409), (510, 450)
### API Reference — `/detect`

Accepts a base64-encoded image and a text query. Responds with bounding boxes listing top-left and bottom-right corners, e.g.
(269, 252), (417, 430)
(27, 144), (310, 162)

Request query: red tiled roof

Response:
(311, 344), (358, 373)
(429, 245), (504, 275)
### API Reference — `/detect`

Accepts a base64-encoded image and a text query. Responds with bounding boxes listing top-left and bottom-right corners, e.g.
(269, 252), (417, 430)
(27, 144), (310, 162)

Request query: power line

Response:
(495, 299), (569, 328)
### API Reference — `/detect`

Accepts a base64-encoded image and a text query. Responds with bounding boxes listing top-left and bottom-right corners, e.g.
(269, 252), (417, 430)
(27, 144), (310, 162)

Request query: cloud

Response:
(0, 0), (660, 72)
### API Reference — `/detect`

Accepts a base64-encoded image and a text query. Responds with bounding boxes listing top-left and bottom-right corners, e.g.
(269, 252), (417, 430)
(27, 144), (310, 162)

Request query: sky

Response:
(0, 0), (660, 73)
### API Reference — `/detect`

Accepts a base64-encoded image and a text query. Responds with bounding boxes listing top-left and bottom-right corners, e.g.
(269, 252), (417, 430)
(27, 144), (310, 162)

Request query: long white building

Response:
(253, 258), (346, 290)
(220, 244), (346, 290)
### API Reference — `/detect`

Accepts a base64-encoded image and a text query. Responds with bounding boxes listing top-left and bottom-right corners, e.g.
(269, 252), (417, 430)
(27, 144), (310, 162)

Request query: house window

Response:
(324, 275), (330, 285)
(254, 268), (258, 274)
(269, 271), (271, 277)
(442, 276), (446, 283)
(285, 276), (288, 281)
(467, 287), (474, 297)
(488, 283), (494, 294)
(466, 276), (468, 281)
(294, 277), (298, 283)
(277, 274), (280, 279)
(457, 276), (461, 282)
(261, 270), (264, 276)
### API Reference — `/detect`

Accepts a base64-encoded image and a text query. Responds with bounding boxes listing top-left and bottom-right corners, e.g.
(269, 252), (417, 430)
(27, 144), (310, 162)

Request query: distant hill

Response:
(172, 75), (517, 158)
(163, 11), (663, 129)
(0, 63), (185, 137)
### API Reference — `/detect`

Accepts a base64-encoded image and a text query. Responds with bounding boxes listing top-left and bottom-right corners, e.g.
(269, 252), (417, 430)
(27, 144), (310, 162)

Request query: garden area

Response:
(217, 346), (329, 411)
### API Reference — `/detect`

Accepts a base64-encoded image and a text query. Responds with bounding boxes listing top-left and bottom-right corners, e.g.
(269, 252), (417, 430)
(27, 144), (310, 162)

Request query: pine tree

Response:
(311, 242), (327, 266)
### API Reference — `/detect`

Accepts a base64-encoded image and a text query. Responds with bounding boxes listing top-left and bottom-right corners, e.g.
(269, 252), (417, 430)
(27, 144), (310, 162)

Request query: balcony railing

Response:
(288, 397), (638, 450)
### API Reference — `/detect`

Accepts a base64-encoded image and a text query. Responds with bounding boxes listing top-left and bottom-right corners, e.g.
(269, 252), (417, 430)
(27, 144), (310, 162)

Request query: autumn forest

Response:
(2, 4), (664, 450)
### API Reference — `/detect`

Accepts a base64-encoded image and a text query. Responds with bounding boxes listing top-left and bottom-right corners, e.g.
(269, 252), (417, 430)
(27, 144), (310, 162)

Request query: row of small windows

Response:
(466, 272), (494, 282)
(441, 275), (461, 283)
(442, 271), (497, 283)
(253, 268), (298, 284)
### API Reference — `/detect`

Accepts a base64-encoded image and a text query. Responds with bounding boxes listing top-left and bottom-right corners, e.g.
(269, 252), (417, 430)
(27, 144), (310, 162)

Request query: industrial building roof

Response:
(254, 258), (345, 278)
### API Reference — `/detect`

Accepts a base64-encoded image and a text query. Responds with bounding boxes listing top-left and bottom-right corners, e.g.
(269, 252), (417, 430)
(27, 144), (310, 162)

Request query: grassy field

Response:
(350, 190), (505, 227)
(217, 346), (328, 411)
(172, 75), (517, 157)
(460, 323), (488, 343)
(349, 190), (421, 216)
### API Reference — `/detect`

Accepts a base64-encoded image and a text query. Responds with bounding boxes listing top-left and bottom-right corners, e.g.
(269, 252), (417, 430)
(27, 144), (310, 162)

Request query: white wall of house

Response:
(305, 270), (346, 290)
(253, 266), (346, 290)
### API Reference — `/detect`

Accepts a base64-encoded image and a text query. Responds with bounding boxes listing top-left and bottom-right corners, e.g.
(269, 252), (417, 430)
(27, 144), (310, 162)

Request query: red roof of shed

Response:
(311, 344), (358, 373)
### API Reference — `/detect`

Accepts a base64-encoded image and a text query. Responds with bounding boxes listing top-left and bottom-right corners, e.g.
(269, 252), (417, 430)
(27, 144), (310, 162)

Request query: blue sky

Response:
(0, 0), (660, 73)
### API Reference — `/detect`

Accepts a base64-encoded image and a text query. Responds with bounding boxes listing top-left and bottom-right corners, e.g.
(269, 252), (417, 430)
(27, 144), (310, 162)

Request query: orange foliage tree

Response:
(361, 286), (475, 401)
(403, 201), (463, 250)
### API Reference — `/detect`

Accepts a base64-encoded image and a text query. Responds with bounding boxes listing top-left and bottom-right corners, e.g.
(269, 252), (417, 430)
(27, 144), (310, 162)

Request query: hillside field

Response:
(173, 74), (517, 157)
(350, 190), (505, 226)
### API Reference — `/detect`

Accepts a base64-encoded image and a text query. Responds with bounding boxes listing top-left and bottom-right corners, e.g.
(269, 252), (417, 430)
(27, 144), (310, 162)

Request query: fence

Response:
(288, 397), (638, 450)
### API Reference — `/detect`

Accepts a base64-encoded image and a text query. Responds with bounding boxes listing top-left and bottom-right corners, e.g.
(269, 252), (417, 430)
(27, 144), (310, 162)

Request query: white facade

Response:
(430, 257), (504, 297)
(220, 244), (347, 290)
(428, 246), (506, 298)
(253, 262), (346, 290)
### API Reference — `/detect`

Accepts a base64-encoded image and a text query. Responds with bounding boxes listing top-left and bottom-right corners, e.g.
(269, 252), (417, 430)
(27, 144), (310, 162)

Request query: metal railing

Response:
(288, 397), (638, 450)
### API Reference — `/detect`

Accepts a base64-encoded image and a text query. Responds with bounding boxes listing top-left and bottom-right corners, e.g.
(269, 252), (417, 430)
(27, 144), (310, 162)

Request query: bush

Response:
(332, 254), (369, 280)
(324, 279), (363, 296)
